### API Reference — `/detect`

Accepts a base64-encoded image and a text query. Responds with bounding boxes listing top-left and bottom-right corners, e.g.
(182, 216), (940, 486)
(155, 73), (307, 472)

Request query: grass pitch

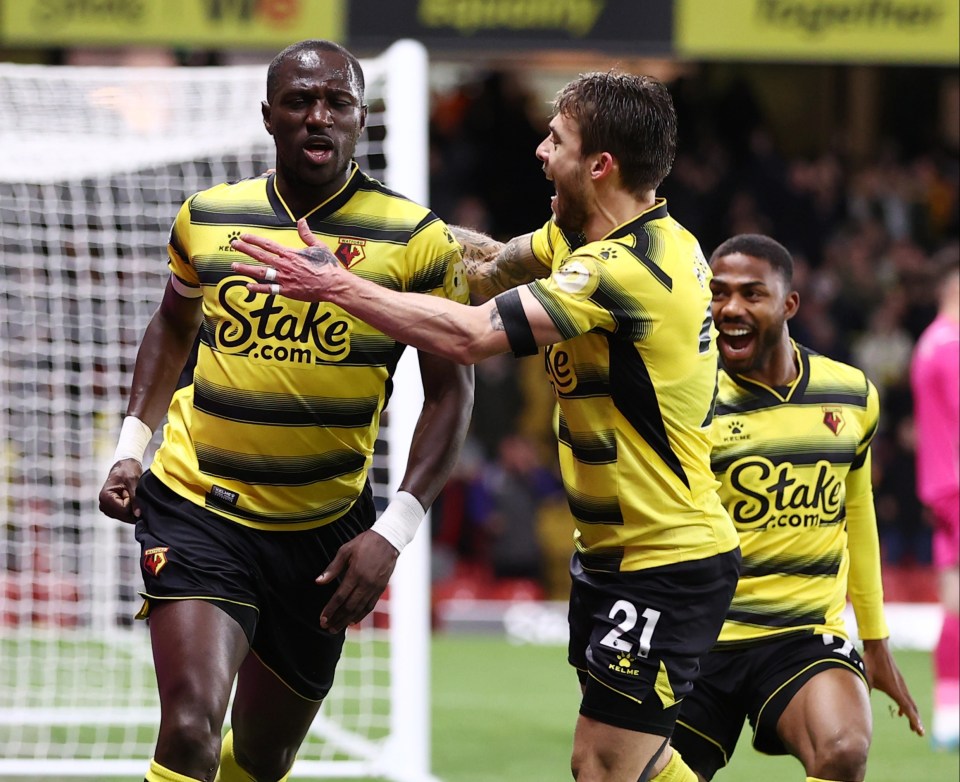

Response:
(5, 635), (954, 781)
(424, 636), (956, 782)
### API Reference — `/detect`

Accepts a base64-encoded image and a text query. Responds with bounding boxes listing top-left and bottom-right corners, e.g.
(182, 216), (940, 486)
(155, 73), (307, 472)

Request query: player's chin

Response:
(717, 340), (755, 374)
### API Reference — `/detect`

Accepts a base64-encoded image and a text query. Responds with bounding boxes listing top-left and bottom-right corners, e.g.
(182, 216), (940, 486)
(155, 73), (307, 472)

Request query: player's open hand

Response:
(315, 529), (399, 634)
(862, 637), (924, 736)
(98, 459), (144, 524)
(231, 219), (345, 303)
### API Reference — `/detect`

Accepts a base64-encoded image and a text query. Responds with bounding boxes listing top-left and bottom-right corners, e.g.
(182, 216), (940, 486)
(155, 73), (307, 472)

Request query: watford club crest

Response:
(143, 546), (169, 576)
(334, 237), (366, 268)
(822, 407), (845, 436)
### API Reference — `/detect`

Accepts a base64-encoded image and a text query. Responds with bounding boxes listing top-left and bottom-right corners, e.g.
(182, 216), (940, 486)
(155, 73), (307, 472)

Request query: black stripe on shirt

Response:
(608, 337), (689, 489)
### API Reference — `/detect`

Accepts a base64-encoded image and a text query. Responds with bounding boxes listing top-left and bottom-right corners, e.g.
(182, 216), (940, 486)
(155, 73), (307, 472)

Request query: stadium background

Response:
(0, 0), (957, 779)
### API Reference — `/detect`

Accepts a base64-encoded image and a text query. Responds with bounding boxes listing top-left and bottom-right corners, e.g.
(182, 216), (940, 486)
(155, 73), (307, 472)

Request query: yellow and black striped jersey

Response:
(151, 164), (468, 530)
(528, 201), (739, 573)
(711, 342), (889, 646)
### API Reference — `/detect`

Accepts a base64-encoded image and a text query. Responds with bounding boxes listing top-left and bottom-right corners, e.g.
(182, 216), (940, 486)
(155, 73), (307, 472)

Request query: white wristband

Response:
(371, 491), (426, 554)
(112, 416), (154, 466)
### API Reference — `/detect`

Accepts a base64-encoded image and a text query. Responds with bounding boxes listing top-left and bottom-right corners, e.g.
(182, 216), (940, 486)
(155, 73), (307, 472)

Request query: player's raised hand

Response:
(315, 529), (399, 634)
(231, 218), (347, 303)
(98, 459), (144, 524)
(862, 637), (925, 736)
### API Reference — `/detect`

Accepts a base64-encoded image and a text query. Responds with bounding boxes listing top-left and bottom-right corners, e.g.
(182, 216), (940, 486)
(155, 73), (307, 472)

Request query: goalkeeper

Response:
(98, 39), (473, 782)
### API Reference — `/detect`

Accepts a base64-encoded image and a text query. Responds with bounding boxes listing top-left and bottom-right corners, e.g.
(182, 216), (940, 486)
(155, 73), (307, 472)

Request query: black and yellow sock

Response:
(650, 748), (698, 782)
(214, 729), (291, 782)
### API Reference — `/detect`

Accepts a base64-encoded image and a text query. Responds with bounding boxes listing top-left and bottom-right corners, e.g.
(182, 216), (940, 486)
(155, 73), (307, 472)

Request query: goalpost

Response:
(0, 39), (438, 782)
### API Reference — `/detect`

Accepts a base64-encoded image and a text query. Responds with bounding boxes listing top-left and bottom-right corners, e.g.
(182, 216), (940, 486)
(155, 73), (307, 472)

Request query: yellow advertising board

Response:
(0, 0), (345, 48)
(677, 0), (959, 64)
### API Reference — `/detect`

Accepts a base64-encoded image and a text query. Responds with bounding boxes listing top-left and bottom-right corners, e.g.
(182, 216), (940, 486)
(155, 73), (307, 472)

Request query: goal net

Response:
(0, 39), (436, 781)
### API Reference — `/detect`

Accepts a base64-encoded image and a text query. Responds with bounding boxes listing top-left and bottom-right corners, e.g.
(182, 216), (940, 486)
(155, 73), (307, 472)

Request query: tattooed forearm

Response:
(299, 245), (338, 266)
(489, 304), (505, 332)
(454, 231), (548, 303)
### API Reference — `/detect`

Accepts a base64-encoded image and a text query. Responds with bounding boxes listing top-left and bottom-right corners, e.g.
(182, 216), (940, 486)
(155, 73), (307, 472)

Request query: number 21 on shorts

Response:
(600, 600), (661, 659)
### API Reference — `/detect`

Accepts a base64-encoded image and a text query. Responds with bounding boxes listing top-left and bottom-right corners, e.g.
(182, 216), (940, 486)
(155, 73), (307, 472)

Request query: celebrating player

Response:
(98, 39), (473, 782)
(670, 234), (922, 782)
(231, 70), (741, 782)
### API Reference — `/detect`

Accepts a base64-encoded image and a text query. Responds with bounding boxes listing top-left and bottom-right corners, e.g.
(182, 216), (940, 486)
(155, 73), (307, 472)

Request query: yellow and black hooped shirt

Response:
(711, 342), (889, 646)
(527, 202), (739, 574)
(151, 164), (468, 530)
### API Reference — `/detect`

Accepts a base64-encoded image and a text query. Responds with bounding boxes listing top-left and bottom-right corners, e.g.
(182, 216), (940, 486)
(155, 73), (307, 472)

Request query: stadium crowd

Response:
(426, 67), (959, 602)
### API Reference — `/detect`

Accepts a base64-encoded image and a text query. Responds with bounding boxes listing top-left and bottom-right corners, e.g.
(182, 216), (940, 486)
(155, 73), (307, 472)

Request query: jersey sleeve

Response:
(167, 195), (202, 299)
(526, 244), (651, 342)
(845, 380), (889, 640)
(529, 217), (564, 271)
(405, 215), (469, 304)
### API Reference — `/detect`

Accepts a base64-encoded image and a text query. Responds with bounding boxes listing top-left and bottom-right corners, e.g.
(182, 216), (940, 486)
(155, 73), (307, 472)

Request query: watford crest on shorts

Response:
(334, 237), (366, 268)
(144, 546), (169, 576)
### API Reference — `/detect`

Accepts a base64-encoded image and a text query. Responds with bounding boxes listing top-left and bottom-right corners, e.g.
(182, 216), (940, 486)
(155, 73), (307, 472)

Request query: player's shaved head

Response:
(266, 39), (365, 103)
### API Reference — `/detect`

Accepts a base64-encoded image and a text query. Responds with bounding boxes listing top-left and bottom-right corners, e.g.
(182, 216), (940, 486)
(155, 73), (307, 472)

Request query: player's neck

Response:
(940, 297), (959, 323)
(585, 188), (657, 242)
(274, 170), (351, 221)
(746, 334), (798, 389)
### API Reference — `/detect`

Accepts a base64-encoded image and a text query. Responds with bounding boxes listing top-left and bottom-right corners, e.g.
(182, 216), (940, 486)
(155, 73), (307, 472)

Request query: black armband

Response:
(496, 288), (538, 358)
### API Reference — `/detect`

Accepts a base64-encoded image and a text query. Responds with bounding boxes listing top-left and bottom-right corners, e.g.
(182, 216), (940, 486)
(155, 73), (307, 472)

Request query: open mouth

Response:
(304, 137), (334, 165)
(717, 325), (755, 360)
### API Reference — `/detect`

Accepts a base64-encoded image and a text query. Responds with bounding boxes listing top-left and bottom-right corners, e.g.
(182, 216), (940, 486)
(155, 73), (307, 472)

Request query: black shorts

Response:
(568, 548), (740, 736)
(672, 631), (868, 778)
(134, 470), (375, 702)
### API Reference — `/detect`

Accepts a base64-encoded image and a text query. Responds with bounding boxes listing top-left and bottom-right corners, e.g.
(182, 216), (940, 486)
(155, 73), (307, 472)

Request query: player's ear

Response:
(784, 290), (800, 321)
(261, 100), (274, 136)
(359, 104), (368, 132)
(591, 152), (615, 181)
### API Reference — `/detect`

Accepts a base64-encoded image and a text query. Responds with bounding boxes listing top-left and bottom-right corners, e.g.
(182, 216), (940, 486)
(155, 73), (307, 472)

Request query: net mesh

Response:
(0, 54), (409, 771)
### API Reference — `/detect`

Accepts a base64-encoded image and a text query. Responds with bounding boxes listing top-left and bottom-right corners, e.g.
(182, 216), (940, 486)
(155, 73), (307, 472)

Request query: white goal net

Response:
(0, 39), (436, 781)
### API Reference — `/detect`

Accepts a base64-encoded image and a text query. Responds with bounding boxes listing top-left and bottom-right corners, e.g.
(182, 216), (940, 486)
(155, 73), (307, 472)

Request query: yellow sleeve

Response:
(167, 195), (201, 297)
(406, 216), (469, 304)
(529, 217), (565, 270)
(846, 382), (888, 640)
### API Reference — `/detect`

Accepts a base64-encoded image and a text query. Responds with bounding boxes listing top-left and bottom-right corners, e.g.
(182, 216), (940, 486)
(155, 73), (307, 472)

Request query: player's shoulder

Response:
(187, 174), (270, 213)
(583, 201), (701, 271)
(917, 316), (960, 354)
(801, 344), (874, 402)
(352, 170), (433, 221)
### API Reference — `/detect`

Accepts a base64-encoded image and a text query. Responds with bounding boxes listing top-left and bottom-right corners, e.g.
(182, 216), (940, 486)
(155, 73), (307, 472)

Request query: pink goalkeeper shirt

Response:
(911, 314), (960, 567)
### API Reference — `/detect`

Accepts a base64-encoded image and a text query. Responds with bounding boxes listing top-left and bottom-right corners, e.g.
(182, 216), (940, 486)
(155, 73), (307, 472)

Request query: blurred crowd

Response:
(426, 67), (960, 602)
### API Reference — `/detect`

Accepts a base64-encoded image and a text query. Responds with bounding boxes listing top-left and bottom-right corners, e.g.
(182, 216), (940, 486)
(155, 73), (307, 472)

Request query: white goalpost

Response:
(0, 39), (438, 782)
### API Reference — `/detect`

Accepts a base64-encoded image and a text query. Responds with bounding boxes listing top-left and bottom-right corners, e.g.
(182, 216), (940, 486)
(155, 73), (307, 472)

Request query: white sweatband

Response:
(112, 416), (154, 466)
(370, 491), (426, 554)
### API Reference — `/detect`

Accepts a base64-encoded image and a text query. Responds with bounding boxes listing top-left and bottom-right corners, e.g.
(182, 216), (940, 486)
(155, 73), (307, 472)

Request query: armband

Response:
(112, 416), (153, 466)
(370, 491), (426, 554)
(496, 288), (538, 357)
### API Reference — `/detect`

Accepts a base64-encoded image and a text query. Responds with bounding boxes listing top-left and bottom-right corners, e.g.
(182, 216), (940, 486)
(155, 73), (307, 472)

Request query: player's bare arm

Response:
(862, 637), (924, 736)
(450, 225), (548, 302)
(231, 219), (562, 365)
(318, 353), (474, 634)
(98, 281), (203, 523)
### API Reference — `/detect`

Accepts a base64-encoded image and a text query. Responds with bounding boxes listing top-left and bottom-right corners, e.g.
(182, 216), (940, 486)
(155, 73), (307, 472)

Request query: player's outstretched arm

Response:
(232, 219), (562, 365)
(450, 225), (548, 303)
(862, 637), (924, 736)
